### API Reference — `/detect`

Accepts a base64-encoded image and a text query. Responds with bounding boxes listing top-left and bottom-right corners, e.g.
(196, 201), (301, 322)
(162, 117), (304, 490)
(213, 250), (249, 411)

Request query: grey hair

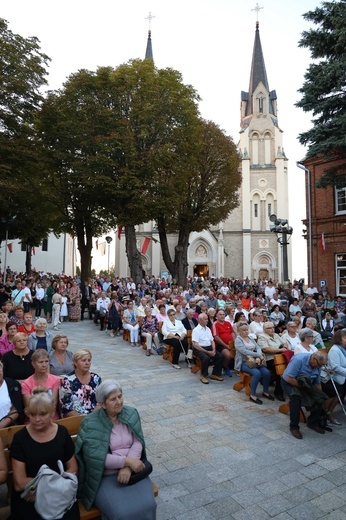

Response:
(96, 380), (122, 404)
(263, 321), (274, 330)
(306, 317), (317, 328)
(287, 321), (296, 327)
(35, 318), (47, 328)
(299, 327), (315, 342)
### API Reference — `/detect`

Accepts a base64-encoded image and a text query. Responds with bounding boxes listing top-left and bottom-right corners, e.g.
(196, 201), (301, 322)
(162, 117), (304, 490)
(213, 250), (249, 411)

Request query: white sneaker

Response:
(172, 364), (181, 370)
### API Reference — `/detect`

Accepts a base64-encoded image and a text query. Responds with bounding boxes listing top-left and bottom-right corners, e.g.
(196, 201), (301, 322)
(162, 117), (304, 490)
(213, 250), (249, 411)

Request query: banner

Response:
(117, 226), (123, 240)
(7, 243), (13, 253)
(141, 237), (151, 254)
(319, 232), (326, 253)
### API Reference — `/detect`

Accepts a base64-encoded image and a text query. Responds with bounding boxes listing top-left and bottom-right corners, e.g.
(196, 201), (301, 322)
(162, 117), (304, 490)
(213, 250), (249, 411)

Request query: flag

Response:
(7, 243), (13, 253)
(319, 232), (326, 253)
(141, 237), (151, 254)
(117, 226), (123, 239)
(32, 247), (36, 256)
(99, 242), (106, 256)
(95, 240), (98, 250)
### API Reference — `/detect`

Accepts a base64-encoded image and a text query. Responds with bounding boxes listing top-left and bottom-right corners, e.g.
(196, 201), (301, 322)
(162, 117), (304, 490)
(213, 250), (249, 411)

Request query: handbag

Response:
(127, 457), (153, 486)
(99, 307), (107, 317)
(245, 354), (267, 368)
(20, 460), (78, 520)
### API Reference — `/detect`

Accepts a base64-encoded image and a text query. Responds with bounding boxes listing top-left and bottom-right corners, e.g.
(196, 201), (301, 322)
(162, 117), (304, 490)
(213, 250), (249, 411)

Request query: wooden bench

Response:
(0, 415), (158, 520)
(192, 339), (234, 375)
(232, 372), (252, 396)
(273, 353), (306, 423)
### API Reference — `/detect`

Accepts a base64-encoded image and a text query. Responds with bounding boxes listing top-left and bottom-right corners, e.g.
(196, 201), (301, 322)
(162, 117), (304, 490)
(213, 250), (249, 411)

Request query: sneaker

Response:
(53, 326), (60, 331)
(200, 376), (209, 384)
(172, 364), (181, 370)
(328, 418), (342, 425)
(224, 368), (233, 377)
(210, 375), (224, 382)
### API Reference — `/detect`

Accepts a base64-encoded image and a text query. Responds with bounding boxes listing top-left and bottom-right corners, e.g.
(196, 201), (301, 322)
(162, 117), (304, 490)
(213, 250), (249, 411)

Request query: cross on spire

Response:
(251, 3), (263, 22)
(145, 12), (155, 31)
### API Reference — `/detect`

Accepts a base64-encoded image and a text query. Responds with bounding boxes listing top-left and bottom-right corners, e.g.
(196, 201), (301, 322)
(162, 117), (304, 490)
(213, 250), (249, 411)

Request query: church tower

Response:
(235, 21), (290, 281)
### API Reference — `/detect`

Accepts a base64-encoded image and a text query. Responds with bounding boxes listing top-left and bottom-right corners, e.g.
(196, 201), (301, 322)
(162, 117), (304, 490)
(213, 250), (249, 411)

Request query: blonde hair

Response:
(73, 348), (92, 365)
(13, 333), (28, 346)
(26, 389), (54, 416)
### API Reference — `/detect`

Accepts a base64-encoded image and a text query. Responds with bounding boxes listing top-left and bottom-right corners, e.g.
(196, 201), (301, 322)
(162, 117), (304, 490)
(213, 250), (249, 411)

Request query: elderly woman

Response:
(0, 361), (23, 428)
(75, 380), (156, 520)
(10, 391), (79, 519)
(155, 303), (169, 323)
(28, 318), (53, 353)
(68, 281), (81, 322)
(258, 322), (287, 401)
(235, 322), (273, 404)
(2, 333), (34, 382)
(281, 321), (301, 351)
(269, 305), (285, 326)
(60, 348), (101, 417)
(294, 328), (318, 355)
(18, 312), (35, 336)
(320, 329), (346, 426)
(49, 334), (74, 377)
(289, 298), (302, 319)
(141, 307), (160, 357)
(162, 308), (188, 369)
(21, 349), (60, 419)
(0, 321), (18, 356)
(123, 301), (140, 346)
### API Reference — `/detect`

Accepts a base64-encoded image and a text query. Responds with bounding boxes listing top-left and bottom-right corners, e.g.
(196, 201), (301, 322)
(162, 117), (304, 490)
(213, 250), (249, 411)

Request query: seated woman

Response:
(162, 309), (188, 369)
(108, 292), (122, 337)
(2, 333), (34, 382)
(234, 322), (273, 404)
(155, 303), (169, 323)
(21, 349), (60, 420)
(123, 301), (140, 346)
(49, 334), (74, 377)
(10, 390), (79, 519)
(0, 321), (18, 357)
(28, 318), (53, 353)
(75, 380), (156, 520)
(269, 305), (285, 326)
(281, 322), (300, 351)
(320, 311), (335, 339)
(60, 349), (101, 417)
(294, 328), (318, 355)
(321, 329), (346, 426)
(141, 307), (160, 357)
(0, 312), (8, 337)
(0, 361), (23, 427)
(17, 312), (35, 336)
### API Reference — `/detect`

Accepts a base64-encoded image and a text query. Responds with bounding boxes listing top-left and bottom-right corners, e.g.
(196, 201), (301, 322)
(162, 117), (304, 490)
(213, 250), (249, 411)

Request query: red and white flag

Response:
(7, 243), (13, 253)
(32, 247), (36, 256)
(141, 237), (151, 254)
(319, 232), (326, 254)
(117, 226), (123, 240)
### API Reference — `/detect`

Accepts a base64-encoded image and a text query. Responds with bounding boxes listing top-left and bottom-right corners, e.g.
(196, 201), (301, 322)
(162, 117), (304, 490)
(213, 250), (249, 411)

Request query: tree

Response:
(0, 18), (51, 273)
(296, 1), (346, 186)
(155, 119), (241, 285)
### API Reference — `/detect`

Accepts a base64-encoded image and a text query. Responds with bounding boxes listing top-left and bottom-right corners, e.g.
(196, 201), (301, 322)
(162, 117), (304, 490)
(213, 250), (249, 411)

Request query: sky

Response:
(2, 0), (321, 280)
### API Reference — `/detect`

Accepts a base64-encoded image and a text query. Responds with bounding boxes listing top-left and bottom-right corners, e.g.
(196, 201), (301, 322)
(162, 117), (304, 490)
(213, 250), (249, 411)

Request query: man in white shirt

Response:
(192, 313), (224, 384)
(95, 291), (111, 331)
(264, 281), (276, 300)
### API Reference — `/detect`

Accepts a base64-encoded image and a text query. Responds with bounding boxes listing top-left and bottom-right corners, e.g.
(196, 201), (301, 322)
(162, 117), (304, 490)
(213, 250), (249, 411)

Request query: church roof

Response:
(145, 30), (154, 61)
(243, 22), (276, 117)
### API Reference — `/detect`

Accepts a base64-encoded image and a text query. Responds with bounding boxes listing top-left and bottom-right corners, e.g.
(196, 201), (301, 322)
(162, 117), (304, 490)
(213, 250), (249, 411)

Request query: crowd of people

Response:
(0, 271), (346, 516)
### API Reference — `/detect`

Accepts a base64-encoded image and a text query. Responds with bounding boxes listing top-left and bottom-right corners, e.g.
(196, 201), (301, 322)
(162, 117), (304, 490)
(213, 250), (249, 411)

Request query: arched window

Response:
(264, 132), (272, 164)
(251, 132), (259, 165)
(266, 194), (275, 229)
(252, 193), (261, 230)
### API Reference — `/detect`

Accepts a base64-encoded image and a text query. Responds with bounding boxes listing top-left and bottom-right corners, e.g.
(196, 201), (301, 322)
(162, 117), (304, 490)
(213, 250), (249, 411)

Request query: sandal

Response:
(146, 350), (150, 356)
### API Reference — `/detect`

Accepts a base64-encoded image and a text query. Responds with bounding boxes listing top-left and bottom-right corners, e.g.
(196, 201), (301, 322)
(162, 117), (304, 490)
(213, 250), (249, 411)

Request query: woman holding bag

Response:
(75, 379), (156, 520)
(10, 390), (79, 519)
(235, 322), (273, 404)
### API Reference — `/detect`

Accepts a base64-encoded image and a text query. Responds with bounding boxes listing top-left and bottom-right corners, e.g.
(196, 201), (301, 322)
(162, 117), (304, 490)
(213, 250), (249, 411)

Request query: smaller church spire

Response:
(144, 12), (155, 61)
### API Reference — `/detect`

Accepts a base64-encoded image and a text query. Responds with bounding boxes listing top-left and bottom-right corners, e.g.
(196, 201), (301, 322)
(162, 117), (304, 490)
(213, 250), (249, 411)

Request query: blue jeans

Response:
(241, 362), (271, 395)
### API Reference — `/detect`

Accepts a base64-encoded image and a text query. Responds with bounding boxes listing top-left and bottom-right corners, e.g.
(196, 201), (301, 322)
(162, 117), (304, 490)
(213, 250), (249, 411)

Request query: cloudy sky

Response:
(2, 0), (321, 279)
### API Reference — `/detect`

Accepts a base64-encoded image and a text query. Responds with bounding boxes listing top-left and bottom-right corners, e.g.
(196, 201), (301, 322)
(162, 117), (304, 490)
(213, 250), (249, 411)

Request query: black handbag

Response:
(127, 458), (153, 485)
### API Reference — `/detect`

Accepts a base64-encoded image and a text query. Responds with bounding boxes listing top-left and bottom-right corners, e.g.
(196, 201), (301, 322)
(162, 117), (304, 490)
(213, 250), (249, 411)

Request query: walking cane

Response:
(324, 365), (346, 417)
(178, 338), (192, 369)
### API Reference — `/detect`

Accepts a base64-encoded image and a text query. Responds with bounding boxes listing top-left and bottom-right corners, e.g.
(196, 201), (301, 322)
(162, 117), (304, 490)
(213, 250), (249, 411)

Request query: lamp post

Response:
(296, 161), (313, 284)
(269, 214), (293, 283)
(105, 236), (113, 274)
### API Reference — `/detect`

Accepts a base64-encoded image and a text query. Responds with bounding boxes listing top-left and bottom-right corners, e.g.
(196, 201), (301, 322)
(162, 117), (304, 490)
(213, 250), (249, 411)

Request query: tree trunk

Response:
(25, 243), (32, 275)
(76, 226), (92, 283)
(157, 217), (190, 287)
(125, 225), (143, 284)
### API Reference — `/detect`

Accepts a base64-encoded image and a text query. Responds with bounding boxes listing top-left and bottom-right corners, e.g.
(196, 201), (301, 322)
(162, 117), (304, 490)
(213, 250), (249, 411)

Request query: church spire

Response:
(145, 30), (154, 60)
(144, 12), (155, 61)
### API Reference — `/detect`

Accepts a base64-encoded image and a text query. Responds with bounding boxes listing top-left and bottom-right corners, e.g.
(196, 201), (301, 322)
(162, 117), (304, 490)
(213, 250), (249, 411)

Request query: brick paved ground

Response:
(2, 319), (346, 519)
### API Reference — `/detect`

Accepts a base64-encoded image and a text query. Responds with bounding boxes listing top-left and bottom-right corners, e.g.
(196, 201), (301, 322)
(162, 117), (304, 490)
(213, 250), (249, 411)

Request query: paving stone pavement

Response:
(5, 319), (346, 519)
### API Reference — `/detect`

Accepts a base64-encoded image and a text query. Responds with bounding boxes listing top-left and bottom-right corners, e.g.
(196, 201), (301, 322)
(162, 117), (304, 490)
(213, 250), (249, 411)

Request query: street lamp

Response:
(269, 214), (293, 283)
(105, 236), (113, 274)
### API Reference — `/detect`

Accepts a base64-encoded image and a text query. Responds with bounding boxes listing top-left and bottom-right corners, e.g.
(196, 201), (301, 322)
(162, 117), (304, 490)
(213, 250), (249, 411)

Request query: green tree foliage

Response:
(0, 18), (52, 272)
(156, 119), (241, 285)
(296, 1), (346, 186)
